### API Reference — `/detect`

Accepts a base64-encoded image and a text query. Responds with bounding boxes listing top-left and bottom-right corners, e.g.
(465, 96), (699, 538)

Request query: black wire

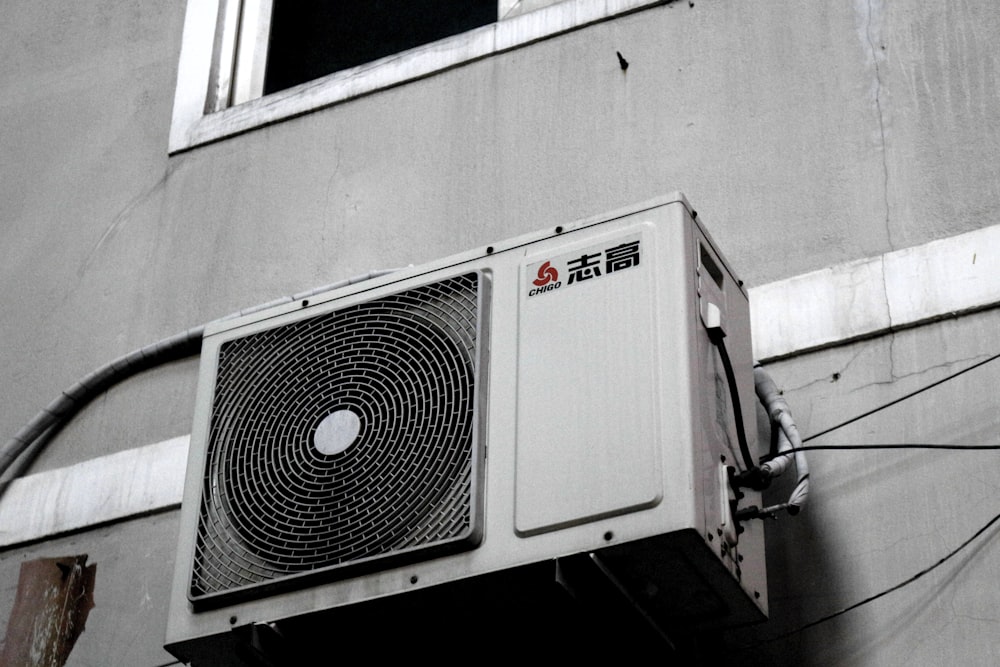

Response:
(739, 354), (1000, 646)
(748, 506), (1000, 645)
(709, 332), (755, 471)
(768, 415), (781, 459)
(760, 443), (1000, 462)
(803, 350), (1000, 443)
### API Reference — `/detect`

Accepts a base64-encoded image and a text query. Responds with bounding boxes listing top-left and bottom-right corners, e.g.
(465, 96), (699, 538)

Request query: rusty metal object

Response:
(0, 555), (96, 667)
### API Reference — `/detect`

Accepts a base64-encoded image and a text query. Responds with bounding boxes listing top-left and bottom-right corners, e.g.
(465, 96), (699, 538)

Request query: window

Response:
(264, 2), (498, 96)
(169, 0), (665, 153)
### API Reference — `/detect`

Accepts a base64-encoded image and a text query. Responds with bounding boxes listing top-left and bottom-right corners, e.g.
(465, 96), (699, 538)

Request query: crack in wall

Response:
(865, 0), (892, 251)
(77, 173), (168, 279)
(861, 0), (897, 378)
(862, 0), (899, 379)
(847, 349), (997, 395)
(781, 347), (868, 395)
(878, 256), (898, 379)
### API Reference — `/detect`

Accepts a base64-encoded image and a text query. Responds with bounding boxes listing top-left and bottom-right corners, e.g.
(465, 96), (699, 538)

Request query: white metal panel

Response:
(514, 225), (662, 535)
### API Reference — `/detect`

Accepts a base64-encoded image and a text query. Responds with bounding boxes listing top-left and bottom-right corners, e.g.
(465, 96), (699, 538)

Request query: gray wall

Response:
(733, 306), (1000, 665)
(2, 1), (1000, 664)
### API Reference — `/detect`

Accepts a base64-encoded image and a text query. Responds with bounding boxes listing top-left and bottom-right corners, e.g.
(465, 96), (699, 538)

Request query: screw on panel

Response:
(410, 575), (419, 584)
(486, 246), (494, 255)
(754, 591), (761, 599)
(555, 226), (564, 234)
(603, 531), (614, 541)
(301, 299), (309, 308)
(707, 532), (714, 542)
(230, 616), (238, 625)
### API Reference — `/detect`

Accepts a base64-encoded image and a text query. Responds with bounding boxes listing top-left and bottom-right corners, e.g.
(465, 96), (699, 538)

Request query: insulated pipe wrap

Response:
(754, 364), (809, 512)
(0, 271), (400, 482)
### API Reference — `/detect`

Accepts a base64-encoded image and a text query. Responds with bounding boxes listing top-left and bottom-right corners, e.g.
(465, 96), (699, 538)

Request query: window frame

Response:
(169, 0), (666, 153)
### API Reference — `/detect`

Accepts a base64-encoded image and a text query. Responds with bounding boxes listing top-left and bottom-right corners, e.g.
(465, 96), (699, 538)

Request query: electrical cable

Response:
(759, 443), (1000, 462)
(768, 418), (781, 460)
(803, 350), (1000, 443)
(745, 505), (1000, 646)
(740, 440), (1000, 642)
(749, 350), (1000, 512)
(736, 346), (1000, 644)
(708, 331), (756, 472)
(749, 441), (1000, 517)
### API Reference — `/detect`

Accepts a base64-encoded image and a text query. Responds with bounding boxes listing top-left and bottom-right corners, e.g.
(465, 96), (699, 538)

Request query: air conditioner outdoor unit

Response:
(165, 193), (766, 664)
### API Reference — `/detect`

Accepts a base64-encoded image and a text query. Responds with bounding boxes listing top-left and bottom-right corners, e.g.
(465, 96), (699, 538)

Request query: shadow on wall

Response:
(714, 402), (842, 666)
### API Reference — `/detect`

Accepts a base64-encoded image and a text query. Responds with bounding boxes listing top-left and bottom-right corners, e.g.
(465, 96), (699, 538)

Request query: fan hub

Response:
(313, 409), (361, 456)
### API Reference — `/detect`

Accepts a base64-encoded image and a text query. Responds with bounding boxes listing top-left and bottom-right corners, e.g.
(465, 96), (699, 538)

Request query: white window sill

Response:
(169, 0), (666, 153)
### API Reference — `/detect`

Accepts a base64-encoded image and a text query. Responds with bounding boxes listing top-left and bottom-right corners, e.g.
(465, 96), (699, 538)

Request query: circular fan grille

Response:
(190, 273), (484, 604)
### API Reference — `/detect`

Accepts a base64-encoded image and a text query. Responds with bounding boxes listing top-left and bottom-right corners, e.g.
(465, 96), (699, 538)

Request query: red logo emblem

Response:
(533, 261), (558, 287)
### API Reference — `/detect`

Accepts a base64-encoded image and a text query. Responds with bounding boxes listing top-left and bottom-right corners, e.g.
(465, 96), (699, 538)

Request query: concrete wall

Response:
(732, 306), (1000, 665)
(2, 1), (1000, 664)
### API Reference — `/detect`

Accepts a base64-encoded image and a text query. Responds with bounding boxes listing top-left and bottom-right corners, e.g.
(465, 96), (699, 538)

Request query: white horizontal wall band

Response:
(3, 224), (999, 545)
(0, 436), (188, 548)
(750, 223), (1000, 362)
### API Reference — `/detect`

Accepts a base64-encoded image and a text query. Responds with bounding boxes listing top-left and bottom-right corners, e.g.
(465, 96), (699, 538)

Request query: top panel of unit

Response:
(201, 193), (701, 338)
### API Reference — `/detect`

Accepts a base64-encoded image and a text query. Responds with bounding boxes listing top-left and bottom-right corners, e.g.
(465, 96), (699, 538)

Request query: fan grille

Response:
(190, 273), (485, 606)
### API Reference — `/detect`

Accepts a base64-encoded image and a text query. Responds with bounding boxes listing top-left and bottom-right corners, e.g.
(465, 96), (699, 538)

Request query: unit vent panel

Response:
(189, 273), (486, 607)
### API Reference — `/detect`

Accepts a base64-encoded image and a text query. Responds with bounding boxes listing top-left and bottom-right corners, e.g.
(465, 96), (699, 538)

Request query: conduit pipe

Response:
(754, 364), (809, 515)
(0, 269), (400, 483)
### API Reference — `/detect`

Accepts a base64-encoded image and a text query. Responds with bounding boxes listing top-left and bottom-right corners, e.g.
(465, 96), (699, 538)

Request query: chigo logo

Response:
(529, 261), (561, 296)
(526, 237), (642, 298)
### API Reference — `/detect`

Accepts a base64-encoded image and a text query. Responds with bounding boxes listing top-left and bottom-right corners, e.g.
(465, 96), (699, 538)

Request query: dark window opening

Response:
(264, 1), (499, 95)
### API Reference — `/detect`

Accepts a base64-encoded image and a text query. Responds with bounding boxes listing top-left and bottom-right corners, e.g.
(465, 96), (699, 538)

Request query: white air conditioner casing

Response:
(165, 193), (765, 664)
